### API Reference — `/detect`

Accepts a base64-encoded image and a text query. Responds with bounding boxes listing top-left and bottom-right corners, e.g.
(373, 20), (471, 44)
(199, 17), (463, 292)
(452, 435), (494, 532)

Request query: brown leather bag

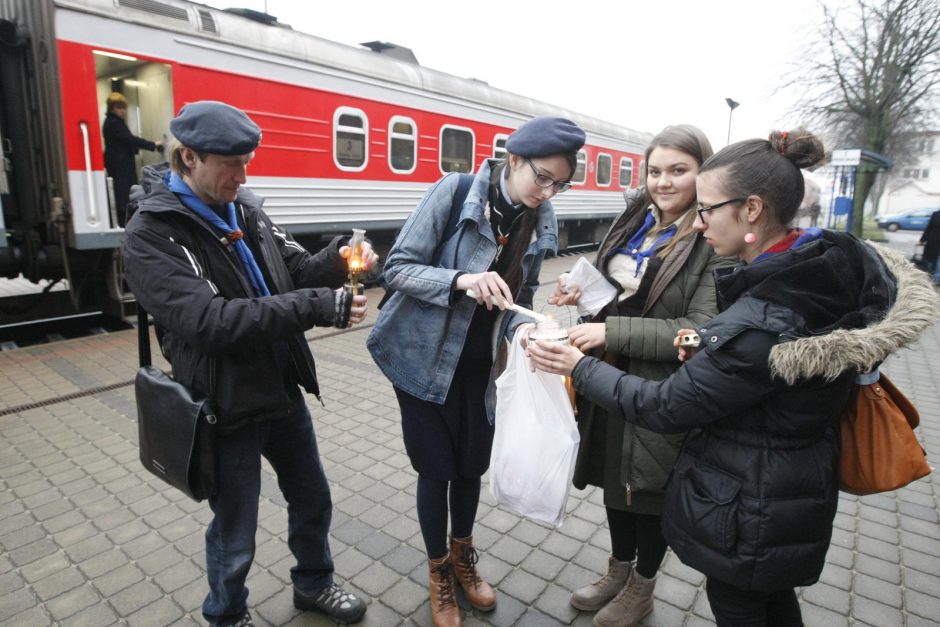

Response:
(839, 373), (932, 495)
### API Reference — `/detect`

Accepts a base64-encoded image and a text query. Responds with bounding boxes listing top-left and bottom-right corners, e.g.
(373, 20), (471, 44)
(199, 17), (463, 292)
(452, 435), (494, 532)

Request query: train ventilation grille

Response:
(117, 0), (190, 23)
(197, 9), (218, 34)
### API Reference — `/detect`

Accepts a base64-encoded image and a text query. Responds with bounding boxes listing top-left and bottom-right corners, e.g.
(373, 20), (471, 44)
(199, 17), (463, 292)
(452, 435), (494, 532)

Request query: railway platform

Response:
(1, 253), (939, 626)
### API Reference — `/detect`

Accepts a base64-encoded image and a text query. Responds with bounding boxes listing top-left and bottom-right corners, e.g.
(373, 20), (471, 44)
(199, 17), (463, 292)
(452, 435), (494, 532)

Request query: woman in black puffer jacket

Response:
(528, 129), (939, 626)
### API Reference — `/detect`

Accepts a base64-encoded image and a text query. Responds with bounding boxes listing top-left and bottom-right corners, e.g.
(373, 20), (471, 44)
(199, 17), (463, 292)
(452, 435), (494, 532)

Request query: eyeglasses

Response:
(525, 159), (572, 193)
(696, 197), (747, 222)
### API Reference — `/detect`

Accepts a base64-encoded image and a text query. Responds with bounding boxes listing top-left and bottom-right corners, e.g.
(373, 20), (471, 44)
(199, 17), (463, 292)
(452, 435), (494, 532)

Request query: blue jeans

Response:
(202, 390), (334, 625)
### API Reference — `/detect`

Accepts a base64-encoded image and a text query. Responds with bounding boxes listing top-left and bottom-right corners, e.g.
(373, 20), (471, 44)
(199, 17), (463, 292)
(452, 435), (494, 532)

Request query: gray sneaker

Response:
(294, 582), (367, 624)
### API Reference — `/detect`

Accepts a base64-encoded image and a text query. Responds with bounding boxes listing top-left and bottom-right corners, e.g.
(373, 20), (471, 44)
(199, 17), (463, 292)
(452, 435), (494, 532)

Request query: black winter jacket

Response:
(573, 230), (938, 591)
(123, 165), (348, 431)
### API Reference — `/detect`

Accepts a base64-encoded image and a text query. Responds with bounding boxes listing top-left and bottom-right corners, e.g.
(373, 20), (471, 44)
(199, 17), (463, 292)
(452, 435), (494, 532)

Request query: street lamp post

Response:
(725, 98), (740, 145)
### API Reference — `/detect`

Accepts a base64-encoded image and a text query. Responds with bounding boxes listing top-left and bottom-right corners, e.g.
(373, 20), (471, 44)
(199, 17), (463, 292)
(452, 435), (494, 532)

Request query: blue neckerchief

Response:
(608, 209), (678, 277)
(166, 172), (271, 297)
(751, 227), (824, 264)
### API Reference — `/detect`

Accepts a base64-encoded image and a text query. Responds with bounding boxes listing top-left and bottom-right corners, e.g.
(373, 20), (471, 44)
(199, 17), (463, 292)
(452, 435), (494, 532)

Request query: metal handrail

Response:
(78, 121), (98, 225)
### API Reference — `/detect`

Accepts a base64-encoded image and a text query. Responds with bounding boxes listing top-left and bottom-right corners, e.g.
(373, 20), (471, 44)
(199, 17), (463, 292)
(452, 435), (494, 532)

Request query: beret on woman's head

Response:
(170, 101), (261, 156)
(505, 116), (586, 157)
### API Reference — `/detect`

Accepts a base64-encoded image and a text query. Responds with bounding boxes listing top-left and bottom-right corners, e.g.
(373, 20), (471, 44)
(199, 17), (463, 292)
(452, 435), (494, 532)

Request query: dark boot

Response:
(449, 535), (496, 611)
(428, 555), (462, 627)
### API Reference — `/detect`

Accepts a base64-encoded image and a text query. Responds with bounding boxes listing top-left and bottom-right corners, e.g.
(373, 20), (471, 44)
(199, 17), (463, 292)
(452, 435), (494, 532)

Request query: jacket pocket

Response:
(676, 462), (742, 553)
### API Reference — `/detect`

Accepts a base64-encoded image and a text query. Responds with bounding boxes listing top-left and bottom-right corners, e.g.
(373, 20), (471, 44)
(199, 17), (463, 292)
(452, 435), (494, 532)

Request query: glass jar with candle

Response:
(528, 317), (577, 412)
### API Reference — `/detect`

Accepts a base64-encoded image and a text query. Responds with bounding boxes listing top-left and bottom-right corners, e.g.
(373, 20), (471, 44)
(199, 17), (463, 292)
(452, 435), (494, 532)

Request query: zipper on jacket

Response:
(316, 394), (325, 407)
(625, 483), (633, 506)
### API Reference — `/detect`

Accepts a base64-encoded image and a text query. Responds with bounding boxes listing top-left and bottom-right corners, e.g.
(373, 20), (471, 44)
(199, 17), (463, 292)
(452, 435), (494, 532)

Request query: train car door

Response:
(92, 51), (173, 225)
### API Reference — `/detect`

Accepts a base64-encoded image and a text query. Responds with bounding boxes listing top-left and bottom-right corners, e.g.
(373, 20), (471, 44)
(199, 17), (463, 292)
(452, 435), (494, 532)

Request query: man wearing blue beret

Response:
(123, 101), (374, 626)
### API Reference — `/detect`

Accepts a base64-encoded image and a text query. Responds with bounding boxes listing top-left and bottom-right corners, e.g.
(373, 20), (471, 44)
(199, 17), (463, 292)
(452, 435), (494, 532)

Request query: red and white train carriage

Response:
(0, 0), (650, 319)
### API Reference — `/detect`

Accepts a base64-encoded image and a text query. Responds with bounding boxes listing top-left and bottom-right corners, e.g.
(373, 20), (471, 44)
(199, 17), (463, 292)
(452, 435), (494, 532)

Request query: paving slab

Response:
(1, 252), (938, 626)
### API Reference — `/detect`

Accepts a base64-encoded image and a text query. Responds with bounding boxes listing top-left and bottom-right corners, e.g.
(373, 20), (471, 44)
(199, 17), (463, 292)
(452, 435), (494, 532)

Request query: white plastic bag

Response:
(565, 257), (618, 318)
(490, 333), (580, 527)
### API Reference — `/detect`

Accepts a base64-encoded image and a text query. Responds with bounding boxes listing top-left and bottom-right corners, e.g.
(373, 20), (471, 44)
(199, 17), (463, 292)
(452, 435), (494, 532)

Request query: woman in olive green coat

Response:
(550, 125), (734, 627)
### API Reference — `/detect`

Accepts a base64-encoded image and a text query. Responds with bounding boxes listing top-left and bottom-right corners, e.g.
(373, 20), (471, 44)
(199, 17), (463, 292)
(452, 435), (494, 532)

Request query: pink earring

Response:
(744, 232), (758, 244)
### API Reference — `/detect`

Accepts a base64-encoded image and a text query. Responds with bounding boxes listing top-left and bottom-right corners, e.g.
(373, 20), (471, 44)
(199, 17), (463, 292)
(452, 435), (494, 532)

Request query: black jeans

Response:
(705, 577), (802, 627)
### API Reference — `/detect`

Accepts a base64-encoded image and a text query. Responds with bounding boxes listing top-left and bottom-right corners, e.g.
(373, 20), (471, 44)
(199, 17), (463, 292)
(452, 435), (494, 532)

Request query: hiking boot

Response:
(294, 582), (367, 624)
(593, 571), (656, 627)
(449, 535), (496, 611)
(428, 555), (462, 627)
(570, 556), (632, 611)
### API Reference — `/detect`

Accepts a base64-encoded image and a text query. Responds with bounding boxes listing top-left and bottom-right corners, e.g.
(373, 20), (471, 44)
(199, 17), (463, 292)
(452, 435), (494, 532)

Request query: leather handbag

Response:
(134, 307), (218, 501)
(839, 371), (931, 495)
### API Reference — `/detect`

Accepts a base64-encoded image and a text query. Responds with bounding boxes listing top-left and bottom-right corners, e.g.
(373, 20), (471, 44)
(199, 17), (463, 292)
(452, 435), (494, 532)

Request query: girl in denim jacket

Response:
(368, 116), (585, 627)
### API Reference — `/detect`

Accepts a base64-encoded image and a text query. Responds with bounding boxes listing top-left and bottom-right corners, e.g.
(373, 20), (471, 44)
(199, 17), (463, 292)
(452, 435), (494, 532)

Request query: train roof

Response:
(56, 0), (652, 147)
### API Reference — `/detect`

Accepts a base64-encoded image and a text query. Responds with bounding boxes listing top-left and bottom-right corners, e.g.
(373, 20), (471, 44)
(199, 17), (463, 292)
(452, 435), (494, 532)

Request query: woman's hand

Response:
(456, 272), (514, 310)
(568, 323), (606, 352)
(673, 328), (701, 362)
(516, 323), (535, 350)
(527, 339), (584, 376)
(548, 273), (581, 306)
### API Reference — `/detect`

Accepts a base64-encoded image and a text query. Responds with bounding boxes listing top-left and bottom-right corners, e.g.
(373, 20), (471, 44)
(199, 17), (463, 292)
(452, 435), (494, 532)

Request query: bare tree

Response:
(792, 0), (940, 235)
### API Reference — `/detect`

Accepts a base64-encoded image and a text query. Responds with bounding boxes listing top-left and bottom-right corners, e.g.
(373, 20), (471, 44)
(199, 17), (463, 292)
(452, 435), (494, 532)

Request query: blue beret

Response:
(505, 116), (586, 158)
(170, 101), (261, 155)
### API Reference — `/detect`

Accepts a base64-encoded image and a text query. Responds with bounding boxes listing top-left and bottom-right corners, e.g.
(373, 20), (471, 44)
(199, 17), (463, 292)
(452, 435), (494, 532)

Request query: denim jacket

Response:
(367, 160), (558, 416)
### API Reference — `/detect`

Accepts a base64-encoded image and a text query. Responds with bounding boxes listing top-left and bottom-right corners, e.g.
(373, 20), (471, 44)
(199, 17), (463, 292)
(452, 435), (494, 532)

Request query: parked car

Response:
(876, 207), (938, 232)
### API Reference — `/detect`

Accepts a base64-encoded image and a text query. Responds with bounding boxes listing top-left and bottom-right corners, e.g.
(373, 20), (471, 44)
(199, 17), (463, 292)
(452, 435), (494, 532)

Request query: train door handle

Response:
(78, 121), (99, 225)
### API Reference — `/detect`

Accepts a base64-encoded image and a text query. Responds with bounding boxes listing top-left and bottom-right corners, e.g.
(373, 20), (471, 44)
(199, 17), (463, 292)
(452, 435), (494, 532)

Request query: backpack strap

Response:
(437, 172), (475, 254)
(377, 172), (475, 309)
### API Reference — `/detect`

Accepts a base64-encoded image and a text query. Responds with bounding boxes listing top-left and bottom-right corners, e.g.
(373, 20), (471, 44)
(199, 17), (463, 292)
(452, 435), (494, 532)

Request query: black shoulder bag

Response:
(134, 307), (218, 501)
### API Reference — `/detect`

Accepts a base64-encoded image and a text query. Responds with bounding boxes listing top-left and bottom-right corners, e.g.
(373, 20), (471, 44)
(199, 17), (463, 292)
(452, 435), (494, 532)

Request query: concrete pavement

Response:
(1, 250), (939, 626)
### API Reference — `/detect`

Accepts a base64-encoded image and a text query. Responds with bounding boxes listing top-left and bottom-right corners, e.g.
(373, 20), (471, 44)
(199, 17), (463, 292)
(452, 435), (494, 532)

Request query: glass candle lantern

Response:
(345, 228), (366, 296)
(529, 317), (577, 413)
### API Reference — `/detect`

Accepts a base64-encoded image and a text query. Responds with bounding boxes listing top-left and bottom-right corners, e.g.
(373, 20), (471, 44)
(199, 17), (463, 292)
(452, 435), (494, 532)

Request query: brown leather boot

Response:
(428, 555), (462, 627)
(449, 535), (496, 611)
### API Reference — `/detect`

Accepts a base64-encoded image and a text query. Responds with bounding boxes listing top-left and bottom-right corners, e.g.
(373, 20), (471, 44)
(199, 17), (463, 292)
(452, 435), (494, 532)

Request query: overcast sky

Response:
(205, 0), (828, 151)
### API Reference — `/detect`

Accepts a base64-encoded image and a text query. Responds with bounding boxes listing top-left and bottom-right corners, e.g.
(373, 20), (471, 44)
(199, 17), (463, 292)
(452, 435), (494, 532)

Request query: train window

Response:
(596, 153), (612, 186)
(493, 134), (509, 160)
(572, 150), (586, 184)
(389, 116), (416, 174)
(440, 126), (474, 174)
(334, 108), (368, 171)
(619, 158), (634, 188)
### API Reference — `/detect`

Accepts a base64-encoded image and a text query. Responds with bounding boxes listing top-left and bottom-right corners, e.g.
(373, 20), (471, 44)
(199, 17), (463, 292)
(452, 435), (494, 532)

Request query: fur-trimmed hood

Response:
(768, 240), (939, 384)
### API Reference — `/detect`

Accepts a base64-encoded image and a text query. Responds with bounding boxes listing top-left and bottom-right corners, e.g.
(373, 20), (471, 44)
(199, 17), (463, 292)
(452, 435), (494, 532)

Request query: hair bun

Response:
(769, 128), (825, 169)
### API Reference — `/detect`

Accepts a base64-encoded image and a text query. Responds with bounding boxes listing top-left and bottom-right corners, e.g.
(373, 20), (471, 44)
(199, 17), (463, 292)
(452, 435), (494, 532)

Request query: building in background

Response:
(877, 131), (940, 215)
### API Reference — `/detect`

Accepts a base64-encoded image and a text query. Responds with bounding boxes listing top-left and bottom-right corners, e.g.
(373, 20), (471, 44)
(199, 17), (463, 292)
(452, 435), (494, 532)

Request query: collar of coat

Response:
(136, 163), (264, 218)
(715, 231), (939, 384)
(596, 188), (704, 315)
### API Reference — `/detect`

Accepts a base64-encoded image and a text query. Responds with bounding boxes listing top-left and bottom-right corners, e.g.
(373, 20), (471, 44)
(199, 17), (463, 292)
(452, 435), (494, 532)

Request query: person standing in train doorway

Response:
(549, 125), (732, 627)
(368, 116), (585, 627)
(123, 101), (375, 627)
(102, 91), (163, 227)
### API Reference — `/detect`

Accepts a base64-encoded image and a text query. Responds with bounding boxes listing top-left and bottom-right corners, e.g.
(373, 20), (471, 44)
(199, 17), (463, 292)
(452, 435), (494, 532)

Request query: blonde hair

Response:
(106, 92), (127, 112)
(166, 136), (207, 176)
